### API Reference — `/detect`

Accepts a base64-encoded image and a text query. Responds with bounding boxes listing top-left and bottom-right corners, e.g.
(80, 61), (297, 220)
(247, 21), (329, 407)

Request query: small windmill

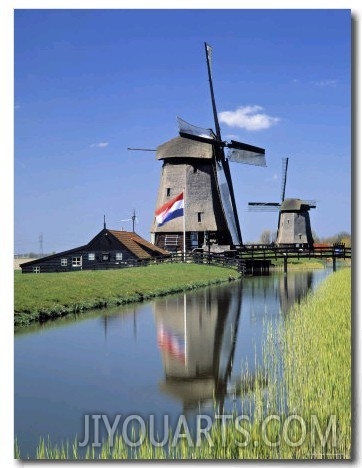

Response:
(150, 43), (267, 251)
(248, 157), (316, 248)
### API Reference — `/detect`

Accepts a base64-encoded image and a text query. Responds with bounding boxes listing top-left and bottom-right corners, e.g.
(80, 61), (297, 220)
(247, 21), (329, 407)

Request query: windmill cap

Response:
(280, 198), (315, 211)
(156, 136), (213, 160)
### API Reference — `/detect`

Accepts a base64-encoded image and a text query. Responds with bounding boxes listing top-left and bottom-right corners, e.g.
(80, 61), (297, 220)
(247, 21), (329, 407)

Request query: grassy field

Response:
(280, 267), (351, 458)
(17, 268), (351, 459)
(14, 263), (240, 327)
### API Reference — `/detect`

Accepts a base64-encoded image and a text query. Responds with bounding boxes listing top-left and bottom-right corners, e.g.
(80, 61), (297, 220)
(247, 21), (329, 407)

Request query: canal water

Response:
(14, 268), (331, 458)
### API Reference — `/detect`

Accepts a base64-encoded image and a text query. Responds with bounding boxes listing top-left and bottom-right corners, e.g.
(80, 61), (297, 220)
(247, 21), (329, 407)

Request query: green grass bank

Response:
(14, 264), (240, 327)
(280, 267), (351, 458)
(17, 268), (351, 459)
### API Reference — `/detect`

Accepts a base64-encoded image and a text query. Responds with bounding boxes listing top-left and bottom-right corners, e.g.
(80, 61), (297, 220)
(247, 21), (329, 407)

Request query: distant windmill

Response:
(248, 157), (316, 249)
(121, 209), (138, 232)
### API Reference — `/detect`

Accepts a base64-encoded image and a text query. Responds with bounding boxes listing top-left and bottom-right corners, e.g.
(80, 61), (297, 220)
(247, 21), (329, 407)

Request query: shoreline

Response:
(14, 261), (349, 328)
(14, 263), (241, 328)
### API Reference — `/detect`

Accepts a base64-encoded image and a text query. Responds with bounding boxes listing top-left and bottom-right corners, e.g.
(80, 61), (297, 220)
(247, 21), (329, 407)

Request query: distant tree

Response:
(335, 232), (351, 247)
(312, 230), (320, 242)
(335, 231), (351, 245)
(318, 231), (351, 247)
(259, 229), (272, 245)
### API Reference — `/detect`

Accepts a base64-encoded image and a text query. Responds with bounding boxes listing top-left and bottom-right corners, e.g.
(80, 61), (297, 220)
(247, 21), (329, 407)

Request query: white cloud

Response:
(312, 79), (337, 87)
(265, 173), (278, 183)
(224, 134), (240, 141)
(90, 142), (109, 148)
(218, 106), (280, 131)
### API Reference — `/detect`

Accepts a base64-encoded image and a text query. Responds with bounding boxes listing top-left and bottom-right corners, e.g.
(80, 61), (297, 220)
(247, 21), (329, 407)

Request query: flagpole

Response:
(183, 293), (187, 368)
(183, 188), (186, 262)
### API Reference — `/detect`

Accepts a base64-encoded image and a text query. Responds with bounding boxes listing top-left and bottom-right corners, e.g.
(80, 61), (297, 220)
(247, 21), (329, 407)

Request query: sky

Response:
(12, 9), (351, 254)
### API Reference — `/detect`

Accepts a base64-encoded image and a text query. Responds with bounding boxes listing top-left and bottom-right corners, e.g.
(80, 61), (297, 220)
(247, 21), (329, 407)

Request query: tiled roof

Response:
(108, 230), (169, 259)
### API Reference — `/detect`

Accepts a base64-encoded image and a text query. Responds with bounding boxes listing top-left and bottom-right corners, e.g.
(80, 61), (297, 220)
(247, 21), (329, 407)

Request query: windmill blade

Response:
(280, 157), (289, 202)
(227, 142), (266, 167)
(177, 116), (215, 140)
(248, 202), (281, 212)
(216, 160), (243, 244)
(205, 42), (222, 140)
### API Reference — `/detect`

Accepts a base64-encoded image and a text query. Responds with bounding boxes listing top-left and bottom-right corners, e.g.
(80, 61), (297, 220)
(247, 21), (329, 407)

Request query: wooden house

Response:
(20, 228), (169, 273)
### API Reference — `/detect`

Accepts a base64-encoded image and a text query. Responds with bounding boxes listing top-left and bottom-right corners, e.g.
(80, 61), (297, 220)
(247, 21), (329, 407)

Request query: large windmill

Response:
(248, 157), (316, 249)
(150, 43), (266, 252)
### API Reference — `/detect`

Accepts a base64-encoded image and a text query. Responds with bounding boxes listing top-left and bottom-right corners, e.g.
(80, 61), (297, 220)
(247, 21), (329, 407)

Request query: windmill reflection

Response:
(154, 282), (247, 411)
(279, 272), (313, 315)
(154, 273), (314, 412)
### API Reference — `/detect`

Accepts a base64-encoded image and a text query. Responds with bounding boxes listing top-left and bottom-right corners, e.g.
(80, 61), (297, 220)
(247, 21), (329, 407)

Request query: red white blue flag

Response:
(157, 324), (186, 364)
(155, 192), (184, 227)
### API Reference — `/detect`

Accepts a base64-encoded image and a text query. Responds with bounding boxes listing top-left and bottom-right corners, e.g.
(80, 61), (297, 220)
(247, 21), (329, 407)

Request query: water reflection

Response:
(154, 271), (315, 412)
(154, 284), (244, 411)
(279, 272), (313, 315)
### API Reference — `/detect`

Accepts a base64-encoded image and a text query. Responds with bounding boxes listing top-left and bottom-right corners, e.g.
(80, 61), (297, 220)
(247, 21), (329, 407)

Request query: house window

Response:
(116, 252), (123, 261)
(197, 212), (202, 223)
(190, 232), (198, 248)
(88, 253), (95, 261)
(166, 188), (171, 197)
(61, 258), (67, 266)
(102, 253), (110, 262)
(33, 266), (40, 273)
(72, 257), (81, 267)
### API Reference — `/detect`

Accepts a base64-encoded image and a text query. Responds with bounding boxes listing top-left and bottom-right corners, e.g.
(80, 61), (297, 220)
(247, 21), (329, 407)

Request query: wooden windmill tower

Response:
(248, 157), (316, 249)
(150, 43), (266, 252)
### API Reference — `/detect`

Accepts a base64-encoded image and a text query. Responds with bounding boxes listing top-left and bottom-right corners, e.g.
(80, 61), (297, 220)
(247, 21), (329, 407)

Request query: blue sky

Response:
(14, 9), (351, 253)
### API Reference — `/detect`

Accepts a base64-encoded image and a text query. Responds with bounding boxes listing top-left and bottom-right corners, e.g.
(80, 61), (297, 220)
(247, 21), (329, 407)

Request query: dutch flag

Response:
(155, 192), (184, 227)
(157, 324), (186, 364)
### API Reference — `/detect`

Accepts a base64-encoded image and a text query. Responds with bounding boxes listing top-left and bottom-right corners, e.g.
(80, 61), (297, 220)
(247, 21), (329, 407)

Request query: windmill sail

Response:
(177, 117), (214, 140)
(216, 160), (242, 245)
(280, 157), (289, 202)
(205, 42), (243, 245)
(227, 147), (266, 166)
(248, 202), (280, 212)
(248, 157), (289, 210)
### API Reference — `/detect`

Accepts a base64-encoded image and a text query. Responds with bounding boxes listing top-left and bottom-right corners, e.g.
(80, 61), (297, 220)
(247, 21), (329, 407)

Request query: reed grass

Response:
(17, 268), (351, 459)
(281, 267), (351, 458)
